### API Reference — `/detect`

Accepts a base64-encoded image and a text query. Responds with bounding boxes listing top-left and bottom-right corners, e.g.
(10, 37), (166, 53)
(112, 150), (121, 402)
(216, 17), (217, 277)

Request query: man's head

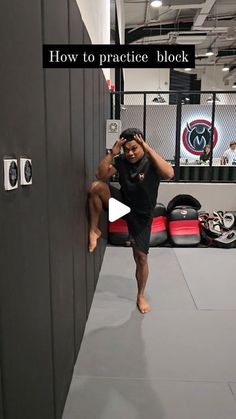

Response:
(119, 128), (145, 164)
(204, 144), (211, 154)
(229, 141), (236, 150)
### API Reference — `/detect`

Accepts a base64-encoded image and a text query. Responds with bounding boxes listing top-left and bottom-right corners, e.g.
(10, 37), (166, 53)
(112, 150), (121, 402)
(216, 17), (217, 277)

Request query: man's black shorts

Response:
(109, 184), (152, 255)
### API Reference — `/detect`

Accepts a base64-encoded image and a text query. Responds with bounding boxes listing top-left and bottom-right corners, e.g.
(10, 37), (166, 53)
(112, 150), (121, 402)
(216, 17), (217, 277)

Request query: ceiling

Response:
(122, 0), (236, 82)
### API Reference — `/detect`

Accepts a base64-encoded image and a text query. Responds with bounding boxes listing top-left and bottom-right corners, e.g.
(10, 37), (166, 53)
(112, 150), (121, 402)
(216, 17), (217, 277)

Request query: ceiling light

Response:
(181, 97), (190, 105)
(185, 68), (191, 72)
(232, 82), (236, 89)
(176, 35), (206, 45)
(150, 1), (162, 8)
(205, 47), (214, 57)
(222, 64), (230, 72)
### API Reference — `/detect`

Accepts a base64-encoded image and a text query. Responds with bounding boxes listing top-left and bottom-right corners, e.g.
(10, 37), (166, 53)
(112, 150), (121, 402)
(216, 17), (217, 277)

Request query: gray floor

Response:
(63, 247), (236, 419)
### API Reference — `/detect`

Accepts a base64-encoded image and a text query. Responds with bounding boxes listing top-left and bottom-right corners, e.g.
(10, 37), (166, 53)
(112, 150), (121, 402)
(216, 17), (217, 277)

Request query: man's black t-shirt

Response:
(113, 153), (160, 217)
(200, 154), (210, 162)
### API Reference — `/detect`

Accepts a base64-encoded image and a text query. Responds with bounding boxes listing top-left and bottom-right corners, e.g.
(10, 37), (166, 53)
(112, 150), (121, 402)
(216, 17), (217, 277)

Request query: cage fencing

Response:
(110, 91), (236, 183)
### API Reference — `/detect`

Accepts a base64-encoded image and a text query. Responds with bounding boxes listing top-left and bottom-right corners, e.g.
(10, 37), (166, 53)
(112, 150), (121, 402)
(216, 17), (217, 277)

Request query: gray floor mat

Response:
(63, 247), (236, 419)
(174, 248), (236, 309)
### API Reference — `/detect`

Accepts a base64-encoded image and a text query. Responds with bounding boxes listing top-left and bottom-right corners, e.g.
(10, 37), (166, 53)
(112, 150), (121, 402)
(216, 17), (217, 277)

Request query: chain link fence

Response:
(110, 91), (236, 182)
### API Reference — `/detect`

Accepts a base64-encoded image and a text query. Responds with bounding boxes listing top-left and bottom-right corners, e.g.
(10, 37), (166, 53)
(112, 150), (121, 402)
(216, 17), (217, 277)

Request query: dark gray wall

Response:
(0, 1), (109, 419)
(0, 370), (3, 419)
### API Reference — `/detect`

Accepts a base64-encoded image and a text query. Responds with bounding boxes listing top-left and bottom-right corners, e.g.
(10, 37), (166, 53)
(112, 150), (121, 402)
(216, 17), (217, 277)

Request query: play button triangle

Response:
(108, 198), (131, 222)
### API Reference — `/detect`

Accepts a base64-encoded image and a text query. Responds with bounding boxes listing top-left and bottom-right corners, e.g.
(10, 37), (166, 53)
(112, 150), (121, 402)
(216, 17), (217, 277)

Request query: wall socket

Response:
(4, 159), (18, 190)
(20, 158), (32, 185)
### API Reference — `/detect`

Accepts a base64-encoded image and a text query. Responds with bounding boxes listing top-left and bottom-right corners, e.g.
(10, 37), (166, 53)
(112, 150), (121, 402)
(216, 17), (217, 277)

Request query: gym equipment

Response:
(167, 195), (201, 246)
(168, 206), (201, 246)
(149, 203), (168, 246)
(108, 203), (168, 246)
(108, 218), (129, 245)
(213, 230), (236, 248)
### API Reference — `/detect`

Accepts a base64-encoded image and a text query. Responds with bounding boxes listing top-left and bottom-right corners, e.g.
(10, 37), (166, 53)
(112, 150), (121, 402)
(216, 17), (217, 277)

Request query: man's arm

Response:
(134, 134), (174, 180)
(95, 153), (117, 180)
(221, 150), (228, 165)
(96, 138), (126, 180)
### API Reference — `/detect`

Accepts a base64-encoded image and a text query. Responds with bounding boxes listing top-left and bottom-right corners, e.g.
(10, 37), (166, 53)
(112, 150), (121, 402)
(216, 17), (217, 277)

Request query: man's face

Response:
(230, 143), (236, 151)
(123, 139), (144, 164)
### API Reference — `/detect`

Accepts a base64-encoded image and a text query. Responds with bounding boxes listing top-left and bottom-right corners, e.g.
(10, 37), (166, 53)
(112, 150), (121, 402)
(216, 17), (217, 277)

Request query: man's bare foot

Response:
(88, 229), (101, 252)
(137, 295), (151, 314)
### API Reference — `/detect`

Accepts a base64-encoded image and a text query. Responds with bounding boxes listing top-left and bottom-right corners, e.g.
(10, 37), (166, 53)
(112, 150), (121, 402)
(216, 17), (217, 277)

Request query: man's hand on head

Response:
(134, 134), (150, 152)
(111, 138), (126, 156)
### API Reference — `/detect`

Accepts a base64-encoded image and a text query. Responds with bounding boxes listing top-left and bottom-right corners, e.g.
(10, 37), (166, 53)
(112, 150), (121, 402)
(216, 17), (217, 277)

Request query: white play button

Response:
(108, 198), (131, 222)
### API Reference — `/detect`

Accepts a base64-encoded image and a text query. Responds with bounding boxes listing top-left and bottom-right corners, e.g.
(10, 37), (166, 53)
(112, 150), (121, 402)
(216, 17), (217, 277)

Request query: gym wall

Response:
(0, 1), (109, 419)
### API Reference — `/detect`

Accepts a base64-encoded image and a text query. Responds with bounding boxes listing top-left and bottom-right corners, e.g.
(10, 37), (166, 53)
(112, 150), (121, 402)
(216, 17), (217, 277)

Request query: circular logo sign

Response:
(182, 119), (218, 155)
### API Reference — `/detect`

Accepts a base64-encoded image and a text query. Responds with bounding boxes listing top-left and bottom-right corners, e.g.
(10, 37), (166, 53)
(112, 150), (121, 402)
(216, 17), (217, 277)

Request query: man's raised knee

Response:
(88, 180), (106, 195)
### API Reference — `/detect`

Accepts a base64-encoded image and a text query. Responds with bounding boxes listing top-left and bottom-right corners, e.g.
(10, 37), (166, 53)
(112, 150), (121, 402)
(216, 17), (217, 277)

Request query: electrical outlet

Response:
(4, 159), (18, 190)
(20, 158), (32, 185)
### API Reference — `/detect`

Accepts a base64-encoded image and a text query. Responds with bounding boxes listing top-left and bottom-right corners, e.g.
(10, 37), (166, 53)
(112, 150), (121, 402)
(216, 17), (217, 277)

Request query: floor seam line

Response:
(228, 383), (236, 402)
(72, 375), (236, 383)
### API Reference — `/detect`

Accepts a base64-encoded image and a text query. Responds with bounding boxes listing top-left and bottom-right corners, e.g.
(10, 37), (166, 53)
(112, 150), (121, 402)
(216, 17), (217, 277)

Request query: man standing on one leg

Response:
(88, 128), (174, 313)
